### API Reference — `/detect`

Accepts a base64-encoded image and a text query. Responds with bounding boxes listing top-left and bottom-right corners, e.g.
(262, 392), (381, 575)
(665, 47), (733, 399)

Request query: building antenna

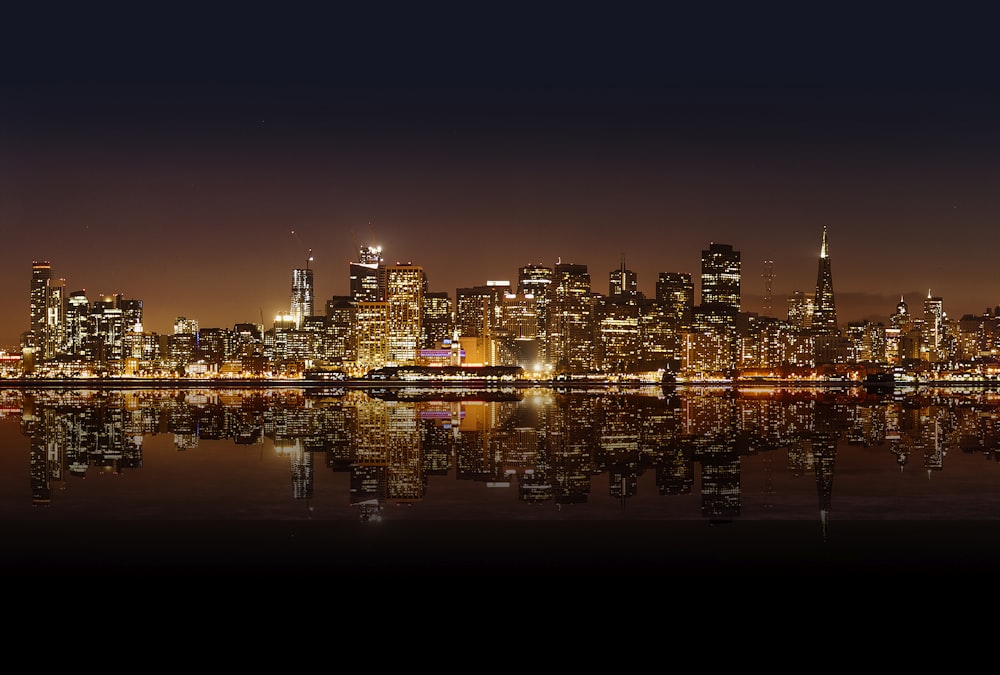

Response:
(290, 229), (315, 270)
(350, 227), (360, 260)
(762, 260), (775, 316)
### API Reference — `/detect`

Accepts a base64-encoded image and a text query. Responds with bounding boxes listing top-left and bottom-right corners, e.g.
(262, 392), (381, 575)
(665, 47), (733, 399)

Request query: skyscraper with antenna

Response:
(290, 248), (314, 329)
(608, 254), (637, 303)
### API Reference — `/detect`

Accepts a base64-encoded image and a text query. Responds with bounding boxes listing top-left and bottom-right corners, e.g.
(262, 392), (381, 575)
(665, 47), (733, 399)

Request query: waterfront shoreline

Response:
(1, 377), (999, 389)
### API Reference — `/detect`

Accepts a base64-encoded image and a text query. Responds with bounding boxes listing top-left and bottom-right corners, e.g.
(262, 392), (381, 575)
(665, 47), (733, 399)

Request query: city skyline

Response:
(5, 11), (1000, 349)
(6, 225), (994, 353)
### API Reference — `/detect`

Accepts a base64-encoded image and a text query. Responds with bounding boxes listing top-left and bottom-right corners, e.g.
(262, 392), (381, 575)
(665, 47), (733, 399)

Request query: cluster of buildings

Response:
(7, 228), (1000, 381)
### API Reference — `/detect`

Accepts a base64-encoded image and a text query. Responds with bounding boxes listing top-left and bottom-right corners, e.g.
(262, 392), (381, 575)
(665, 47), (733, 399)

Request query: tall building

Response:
(923, 290), (944, 356)
(65, 290), (91, 356)
(517, 264), (553, 298)
(787, 291), (815, 329)
(811, 227), (838, 334)
(421, 291), (453, 349)
(384, 264), (424, 365)
(91, 294), (141, 366)
(290, 254), (315, 329)
(325, 296), (357, 363)
(890, 296), (910, 330)
(350, 245), (383, 302)
(609, 256), (638, 304)
(655, 272), (694, 325)
(30, 260), (52, 342)
(595, 296), (640, 371)
(696, 243), (740, 330)
(355, 301), (389, 370)
(455, 284), (504, 338)
(517, 264), (553, 362)
(43, 277), (67, 359)
(174, 316), (199, 335)
(547, 262), (594, 371)
(700, 243), (741, 313)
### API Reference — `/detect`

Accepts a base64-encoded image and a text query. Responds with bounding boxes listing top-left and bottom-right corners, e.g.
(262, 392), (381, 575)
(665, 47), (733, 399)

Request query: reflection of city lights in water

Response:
(12, 385), (1000, 529)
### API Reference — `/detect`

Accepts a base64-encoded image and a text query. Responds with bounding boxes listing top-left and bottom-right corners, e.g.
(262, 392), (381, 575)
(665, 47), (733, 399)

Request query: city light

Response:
(9, 228), (1000, 385)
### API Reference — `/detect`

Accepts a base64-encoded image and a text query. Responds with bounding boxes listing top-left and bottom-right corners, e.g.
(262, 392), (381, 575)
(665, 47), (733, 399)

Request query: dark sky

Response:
(3, 8), (1000, 348)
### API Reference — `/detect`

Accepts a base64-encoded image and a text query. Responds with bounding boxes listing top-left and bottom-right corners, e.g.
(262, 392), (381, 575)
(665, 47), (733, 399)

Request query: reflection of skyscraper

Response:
(699, 451), (741, 522)
(386, 403), (423, 503)
(811, 227), (838, 334)
(810, 432), (837, 540)
(278, 439), (314, 501)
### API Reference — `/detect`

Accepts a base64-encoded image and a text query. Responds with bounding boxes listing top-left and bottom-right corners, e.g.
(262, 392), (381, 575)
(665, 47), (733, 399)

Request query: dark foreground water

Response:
(4, 384), (1000, 580)
(7, 520), (1000, 582)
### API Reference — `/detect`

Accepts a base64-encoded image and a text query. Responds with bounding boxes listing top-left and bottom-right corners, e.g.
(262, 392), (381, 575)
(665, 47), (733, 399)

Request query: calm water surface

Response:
(4, 384), (1000, 577)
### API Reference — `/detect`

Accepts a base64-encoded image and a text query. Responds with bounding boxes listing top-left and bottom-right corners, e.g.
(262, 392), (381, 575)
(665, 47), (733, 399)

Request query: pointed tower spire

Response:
(811, 227), (838, 334)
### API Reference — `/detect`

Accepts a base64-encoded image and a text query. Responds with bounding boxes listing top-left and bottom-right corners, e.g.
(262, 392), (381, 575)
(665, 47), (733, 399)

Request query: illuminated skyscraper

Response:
(456, 284), (502, 338)
(923, 291), (944, 356)
(355, 301), (389, 369)
(290, 253), (315, 329)
(65, 291), (91, 356)
(517, 264), (553, 297)
(30, 260), (52, 341)
(384, 263), (424, 365)
(700, 243), (740, 313)
(609, 256), (638, 304)
(517, 263), (553, 362)
(421, 291), (453, 349)
(890, 296), (910, 330)
(173, 316), (199, 335)
(811, 227), (838, 334)
(547, 262), (594, 371)
(696, 243), (740, 331)
(498, 292), (539, 339)
(595, 296), (640, 371)
(43, 277), (67, 359)
(655, 272), (694, 325)
(350, 245), (383, 302)
(325, 296), (357, 363)
(90, 294), (139, 366)
(787, 290), (815, 329)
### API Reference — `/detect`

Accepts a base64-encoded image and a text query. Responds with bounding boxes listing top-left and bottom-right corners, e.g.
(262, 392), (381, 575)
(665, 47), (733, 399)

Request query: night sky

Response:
(4, 9), (1000, 349)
